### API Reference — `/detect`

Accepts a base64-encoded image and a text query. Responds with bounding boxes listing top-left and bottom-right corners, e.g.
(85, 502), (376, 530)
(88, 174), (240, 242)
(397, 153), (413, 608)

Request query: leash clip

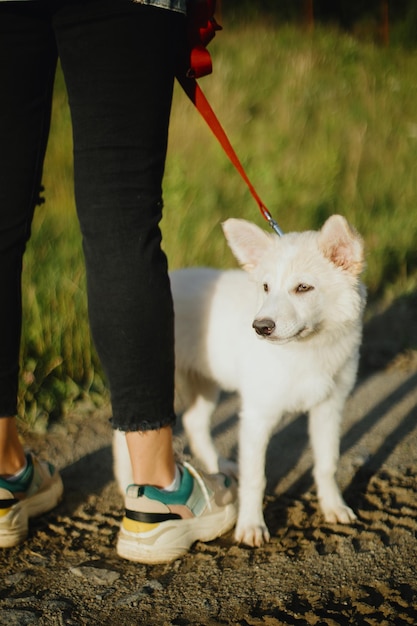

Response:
(260, 205), (284, 237)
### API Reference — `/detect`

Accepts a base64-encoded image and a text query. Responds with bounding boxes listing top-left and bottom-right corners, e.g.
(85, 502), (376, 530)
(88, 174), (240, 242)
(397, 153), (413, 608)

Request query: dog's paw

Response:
(218, 457), (239, 480)
(323, 504), (357, 525)
(234, 523), (270, 548)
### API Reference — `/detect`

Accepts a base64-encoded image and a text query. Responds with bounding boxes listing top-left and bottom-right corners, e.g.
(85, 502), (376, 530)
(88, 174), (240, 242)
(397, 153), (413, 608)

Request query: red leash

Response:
(176, 0), (283, 237)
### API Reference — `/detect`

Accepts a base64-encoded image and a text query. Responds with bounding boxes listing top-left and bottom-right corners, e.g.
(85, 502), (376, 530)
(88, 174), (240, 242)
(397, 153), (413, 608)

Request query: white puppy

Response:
(114, 215), (366, 548)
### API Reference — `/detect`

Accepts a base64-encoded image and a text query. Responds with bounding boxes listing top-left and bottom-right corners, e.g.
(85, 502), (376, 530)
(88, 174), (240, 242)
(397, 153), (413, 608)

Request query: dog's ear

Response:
(318, 215), (364, 276)
(222, 219), (272, 271)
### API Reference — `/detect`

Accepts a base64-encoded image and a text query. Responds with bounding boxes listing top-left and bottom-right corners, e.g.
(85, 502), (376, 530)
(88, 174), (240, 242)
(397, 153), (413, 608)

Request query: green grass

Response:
(20, 23), (417, 427)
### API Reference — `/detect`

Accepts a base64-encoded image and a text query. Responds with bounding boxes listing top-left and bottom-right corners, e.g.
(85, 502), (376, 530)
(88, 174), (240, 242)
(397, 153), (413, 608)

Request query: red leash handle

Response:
(184, 0), (222, 79)
(176, 0), (283, 236)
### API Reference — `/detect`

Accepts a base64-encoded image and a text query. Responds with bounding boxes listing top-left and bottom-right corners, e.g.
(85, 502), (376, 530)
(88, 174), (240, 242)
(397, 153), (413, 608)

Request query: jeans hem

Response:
(110, 413), (176, 432)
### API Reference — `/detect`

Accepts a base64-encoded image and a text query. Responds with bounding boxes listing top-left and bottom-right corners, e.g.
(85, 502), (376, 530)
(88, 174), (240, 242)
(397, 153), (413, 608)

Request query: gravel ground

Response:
(0, 297), (416, 625)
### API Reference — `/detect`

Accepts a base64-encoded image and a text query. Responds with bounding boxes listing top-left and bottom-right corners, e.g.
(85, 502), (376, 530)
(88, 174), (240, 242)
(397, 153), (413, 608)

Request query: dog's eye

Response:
(263, 283), (269, 293)
(296, 283), (313, 293)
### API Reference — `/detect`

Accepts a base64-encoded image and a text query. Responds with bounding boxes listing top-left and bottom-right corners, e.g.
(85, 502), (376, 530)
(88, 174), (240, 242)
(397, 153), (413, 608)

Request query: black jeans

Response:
(0, 1), (184, 430)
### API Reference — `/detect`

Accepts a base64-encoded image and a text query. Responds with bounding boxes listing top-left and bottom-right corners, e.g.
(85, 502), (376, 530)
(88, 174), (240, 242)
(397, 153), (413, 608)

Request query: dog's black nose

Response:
(252, 318), (276, 336)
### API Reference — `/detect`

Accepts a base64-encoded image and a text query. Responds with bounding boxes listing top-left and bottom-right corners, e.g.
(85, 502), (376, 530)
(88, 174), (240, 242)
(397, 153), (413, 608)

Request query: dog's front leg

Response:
(235, 411), (274, 547)
(309, 396), (357, 524)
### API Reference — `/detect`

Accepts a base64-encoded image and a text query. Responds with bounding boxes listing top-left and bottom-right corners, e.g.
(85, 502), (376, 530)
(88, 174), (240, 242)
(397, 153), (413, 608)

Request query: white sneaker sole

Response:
(116, 502), (237, 564)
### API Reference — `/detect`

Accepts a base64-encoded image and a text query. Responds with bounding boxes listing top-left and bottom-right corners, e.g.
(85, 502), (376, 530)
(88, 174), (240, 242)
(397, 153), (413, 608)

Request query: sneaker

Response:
(0, 453), (64, 548)
(116, 461), (238, 564)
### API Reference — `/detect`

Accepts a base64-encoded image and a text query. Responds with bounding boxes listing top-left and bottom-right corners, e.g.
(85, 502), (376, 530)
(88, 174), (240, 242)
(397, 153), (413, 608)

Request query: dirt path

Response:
(1, 302), (417, 625)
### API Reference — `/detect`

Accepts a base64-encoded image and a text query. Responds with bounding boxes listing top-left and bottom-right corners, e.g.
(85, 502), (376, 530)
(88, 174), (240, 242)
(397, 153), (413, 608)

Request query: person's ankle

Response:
(159, 464), (182, 492)
(3, 456), (29, 483)
(0, 454), (28, 479)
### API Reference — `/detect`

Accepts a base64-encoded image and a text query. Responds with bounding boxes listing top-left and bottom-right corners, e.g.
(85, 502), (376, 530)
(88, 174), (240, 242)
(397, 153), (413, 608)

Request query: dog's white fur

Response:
(113, 215), (366, 547)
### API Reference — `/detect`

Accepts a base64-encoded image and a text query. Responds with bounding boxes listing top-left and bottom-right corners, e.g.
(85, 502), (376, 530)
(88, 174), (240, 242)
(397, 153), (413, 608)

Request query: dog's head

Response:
(222, 215), (365, 344)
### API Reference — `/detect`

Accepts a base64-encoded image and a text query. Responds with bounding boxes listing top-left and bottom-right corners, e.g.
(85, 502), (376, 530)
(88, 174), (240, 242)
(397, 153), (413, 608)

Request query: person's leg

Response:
(0, 4), (57, 458)
(55, 1), (181, 487)
(0, 3), (64, 548)
(126, 428), (175, 488)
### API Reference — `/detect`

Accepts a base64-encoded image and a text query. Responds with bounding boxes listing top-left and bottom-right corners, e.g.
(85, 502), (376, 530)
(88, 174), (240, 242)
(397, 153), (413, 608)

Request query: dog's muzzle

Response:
(252, 318), (276, 337)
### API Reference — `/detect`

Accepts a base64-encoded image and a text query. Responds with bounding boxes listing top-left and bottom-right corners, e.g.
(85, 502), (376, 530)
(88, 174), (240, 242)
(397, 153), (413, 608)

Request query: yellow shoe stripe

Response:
(122, 517), (160, 534)
(0, 507), (12, 518)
